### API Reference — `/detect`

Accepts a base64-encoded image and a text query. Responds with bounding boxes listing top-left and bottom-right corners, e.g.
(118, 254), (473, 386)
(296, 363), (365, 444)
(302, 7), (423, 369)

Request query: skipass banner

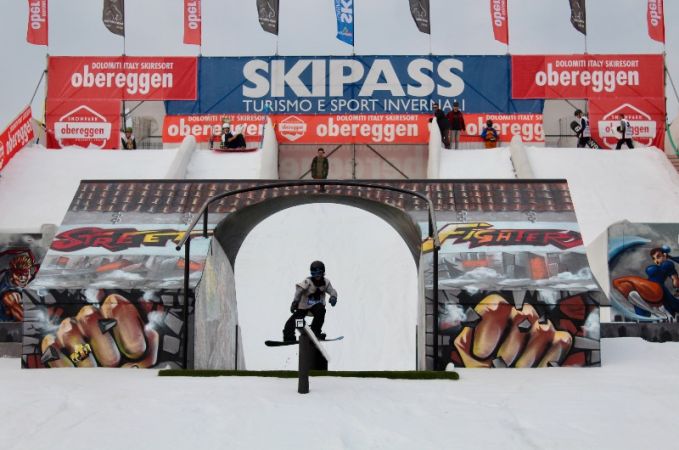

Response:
(162, 113), (544, 145)
(165, 55), (543, 115)
(0, 106), (35, 172)
(45, 99), (120, 149)
(588, 97), (665, 149)
(48, 56), (198, 100)
(512, 54), (664, 99)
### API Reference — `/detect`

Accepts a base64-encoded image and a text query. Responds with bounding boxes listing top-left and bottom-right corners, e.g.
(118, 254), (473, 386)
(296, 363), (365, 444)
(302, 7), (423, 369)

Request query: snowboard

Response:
(265, 336), (344, 347)
(570, 121), (601, 149)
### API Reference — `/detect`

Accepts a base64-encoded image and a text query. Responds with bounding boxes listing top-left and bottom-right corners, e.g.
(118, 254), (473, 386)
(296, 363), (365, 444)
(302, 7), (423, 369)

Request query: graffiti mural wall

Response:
(1, 233), (49, 343)
(27, 180), (601, 369)
(23, 288), (192, 368)
(608, 222), (679, 323)
(24, 181), (215, 368)
(423, 221), (601, 368)
(436, 290), (600, 368)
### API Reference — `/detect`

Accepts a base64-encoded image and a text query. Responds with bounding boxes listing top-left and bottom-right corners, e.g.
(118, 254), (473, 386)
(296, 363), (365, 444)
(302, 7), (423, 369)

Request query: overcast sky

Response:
(0, 0), (677, 127)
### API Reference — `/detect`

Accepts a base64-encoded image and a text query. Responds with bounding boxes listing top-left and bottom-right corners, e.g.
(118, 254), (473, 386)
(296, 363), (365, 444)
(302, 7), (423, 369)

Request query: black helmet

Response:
(310, 260), (325, 277)
(574, 109), (583, 116)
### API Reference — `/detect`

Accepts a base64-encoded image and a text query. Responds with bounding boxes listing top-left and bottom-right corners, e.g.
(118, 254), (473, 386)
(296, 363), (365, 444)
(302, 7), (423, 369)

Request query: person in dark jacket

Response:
(221, 123), (247, 149)
(445, 101), (466, 149)
(311, 148), (329, 192)
(433, 103), (451, 149)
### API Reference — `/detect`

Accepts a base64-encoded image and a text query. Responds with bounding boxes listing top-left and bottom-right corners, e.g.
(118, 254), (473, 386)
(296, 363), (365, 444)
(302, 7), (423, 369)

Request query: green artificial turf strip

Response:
(158, 369), (459, 380)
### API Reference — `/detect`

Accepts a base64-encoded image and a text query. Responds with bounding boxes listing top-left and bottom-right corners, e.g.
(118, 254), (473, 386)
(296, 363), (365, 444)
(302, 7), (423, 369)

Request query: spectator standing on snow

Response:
(311, 148), (329, 192)
(615, 114), (635, 149)
(433, 103), (451, 149)
(121, 127), (137, 150)
(445, 101), (466, 149)
(573, 109), (592, 148)
(480, 119), (499, 149)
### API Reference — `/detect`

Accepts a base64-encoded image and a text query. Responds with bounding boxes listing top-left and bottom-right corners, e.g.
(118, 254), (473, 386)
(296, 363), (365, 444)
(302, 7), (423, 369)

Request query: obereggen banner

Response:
(0, 106), (35, 171)
(48, 56), (198, 100)
(512, 54), (664, 99)
(162, 113), (544, 145)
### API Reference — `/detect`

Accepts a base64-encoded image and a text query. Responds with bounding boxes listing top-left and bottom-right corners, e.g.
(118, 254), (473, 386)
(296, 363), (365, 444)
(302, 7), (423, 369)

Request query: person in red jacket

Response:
(445, 101), (466, 149)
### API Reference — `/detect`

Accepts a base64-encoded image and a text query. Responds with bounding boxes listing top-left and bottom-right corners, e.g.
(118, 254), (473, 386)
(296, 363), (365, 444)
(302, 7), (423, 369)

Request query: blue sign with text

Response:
(166, 56), (542, 115)
(335, 0), (354, 45)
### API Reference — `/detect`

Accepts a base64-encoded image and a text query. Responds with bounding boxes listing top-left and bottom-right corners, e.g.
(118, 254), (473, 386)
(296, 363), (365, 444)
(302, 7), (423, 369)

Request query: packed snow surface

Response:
(235, 203), (419, 370)
(438, 148), (515, 178)
(1, 338), (677, 450)
(0, 146), (181, 233)
(526, 147), (679, 246)
(185, 148), (265, 179)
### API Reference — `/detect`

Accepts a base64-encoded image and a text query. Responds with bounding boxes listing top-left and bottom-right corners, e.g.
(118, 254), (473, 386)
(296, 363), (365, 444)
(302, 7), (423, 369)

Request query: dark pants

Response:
(441, 128), (451, 149)
(616, 139), (634, 149)
(224, 134), (246, 149)
(312, 176), (327, 192)
(577, 137), (591, 148)
(283, 303), (326, 339)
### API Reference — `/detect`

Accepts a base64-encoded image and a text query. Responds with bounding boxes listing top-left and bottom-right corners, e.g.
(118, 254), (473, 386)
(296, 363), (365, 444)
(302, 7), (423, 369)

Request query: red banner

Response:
(46, 99), (120, 149)
(26, 0), (48, 45)
(588, 97), (665, 149)
(0, 106), (35, 171)
(48, 56), (198, 100)
(163, 113), (544, 145)
(183, 0), (201, 45)
(163, 114), (266, 144)
(647, 0), (665, 43)
(512, 54), (664, 99)
(490, 0), (508, 45)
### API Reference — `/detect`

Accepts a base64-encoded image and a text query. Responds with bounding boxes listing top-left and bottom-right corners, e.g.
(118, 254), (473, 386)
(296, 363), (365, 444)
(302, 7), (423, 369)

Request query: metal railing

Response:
(175, 180), (442, 369)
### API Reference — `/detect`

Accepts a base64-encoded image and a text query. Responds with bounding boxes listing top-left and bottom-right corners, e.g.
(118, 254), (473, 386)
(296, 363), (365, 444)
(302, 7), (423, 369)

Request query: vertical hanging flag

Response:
(334, 0), (354, 45)
(647, 0), (665, 43)
(257, 0), (279, 35)
(568, 0), (586, 35)
(409, 0), (430, 34)
(490, 0), (508, 45)
(183, 0), (201, 45)
(103, 0), (125, 36)
(26, 0), (48, 45)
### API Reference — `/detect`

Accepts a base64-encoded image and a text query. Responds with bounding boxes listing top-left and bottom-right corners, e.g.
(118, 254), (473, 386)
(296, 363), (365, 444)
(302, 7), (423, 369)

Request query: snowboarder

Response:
(573, 109), (592, 148)
(615, 113), (635, 149)
(282, 261), (338, 342)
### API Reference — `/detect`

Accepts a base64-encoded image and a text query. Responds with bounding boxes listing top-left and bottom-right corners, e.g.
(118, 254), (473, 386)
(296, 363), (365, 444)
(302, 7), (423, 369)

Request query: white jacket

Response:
(293, 277), (338, 310)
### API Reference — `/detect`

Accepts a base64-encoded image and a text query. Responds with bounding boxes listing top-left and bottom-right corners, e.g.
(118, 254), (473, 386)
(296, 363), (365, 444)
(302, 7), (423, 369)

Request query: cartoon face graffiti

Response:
(9, 254), (35, 287)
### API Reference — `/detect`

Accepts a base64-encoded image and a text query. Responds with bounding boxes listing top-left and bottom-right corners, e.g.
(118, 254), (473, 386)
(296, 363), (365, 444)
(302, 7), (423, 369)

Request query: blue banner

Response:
(335, 0), (354, 45)
(166, 56), (543, 115)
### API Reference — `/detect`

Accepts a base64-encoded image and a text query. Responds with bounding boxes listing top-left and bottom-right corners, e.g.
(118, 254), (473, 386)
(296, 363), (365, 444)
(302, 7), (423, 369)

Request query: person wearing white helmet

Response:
(220, 122), (247, 149)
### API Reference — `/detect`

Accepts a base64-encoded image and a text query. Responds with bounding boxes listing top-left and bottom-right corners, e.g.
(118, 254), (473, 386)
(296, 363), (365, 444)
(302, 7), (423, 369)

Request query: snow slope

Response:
(1, 338), (677, 450)
(527, 146), (679, 246)
(0, 146), (182, 233)
(438, 148), (515, 178)
(184, 148), (265, 179)
(234, 203), (419, 371)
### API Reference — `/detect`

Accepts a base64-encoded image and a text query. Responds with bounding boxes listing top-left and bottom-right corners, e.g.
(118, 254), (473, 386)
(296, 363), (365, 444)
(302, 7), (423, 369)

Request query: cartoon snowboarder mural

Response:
(613, 245), (679, 321)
